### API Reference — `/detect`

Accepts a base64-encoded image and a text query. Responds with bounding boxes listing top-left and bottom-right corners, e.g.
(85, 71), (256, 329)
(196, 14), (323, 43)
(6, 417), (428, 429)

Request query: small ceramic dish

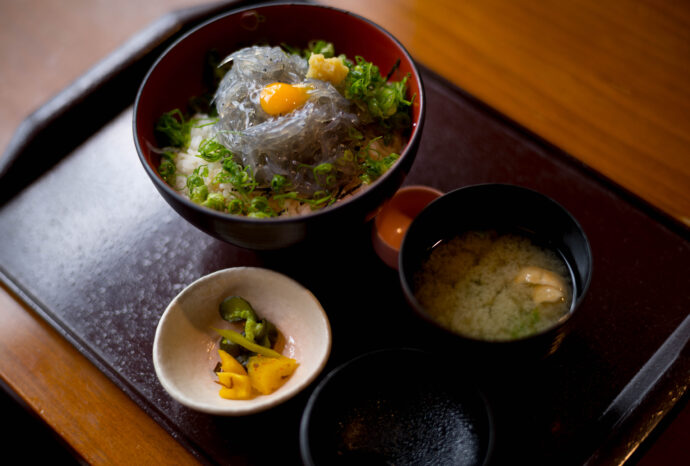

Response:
(153, 267), (331, 416)
(372, 185), (443, 269)
(300, 348), (493, 465)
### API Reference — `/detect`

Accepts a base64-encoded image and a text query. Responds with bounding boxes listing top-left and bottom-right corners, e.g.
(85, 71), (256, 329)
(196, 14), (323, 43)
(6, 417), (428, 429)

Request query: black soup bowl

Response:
(399, 184), (593, 363)
(133, 3), (425, 250)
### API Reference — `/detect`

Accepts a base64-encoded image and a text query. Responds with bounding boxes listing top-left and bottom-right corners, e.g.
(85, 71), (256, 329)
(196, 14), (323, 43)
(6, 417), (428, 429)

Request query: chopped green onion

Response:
(155, 109), (193, 149)
(197, 138), (232, 162)
(202, 192), (225, 211)
(157, 151), (177, 185)
(271, 174), (289, 192)
(305, 39), (335, 58)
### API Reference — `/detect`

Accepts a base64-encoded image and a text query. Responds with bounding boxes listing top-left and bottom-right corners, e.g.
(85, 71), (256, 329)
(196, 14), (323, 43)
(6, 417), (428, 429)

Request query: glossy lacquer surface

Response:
(1, 60), (689, 463)
(1, 1), (689, 465)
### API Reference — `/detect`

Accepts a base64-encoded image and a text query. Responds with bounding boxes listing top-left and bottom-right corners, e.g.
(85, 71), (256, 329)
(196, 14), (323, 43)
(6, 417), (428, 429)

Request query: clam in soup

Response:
(413, 230), (573, 341)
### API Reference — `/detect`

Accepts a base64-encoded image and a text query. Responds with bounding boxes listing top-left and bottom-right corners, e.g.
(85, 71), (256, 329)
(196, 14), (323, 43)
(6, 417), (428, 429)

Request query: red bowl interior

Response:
(376, 186), (443, 250)
(135, 3), (424, 183)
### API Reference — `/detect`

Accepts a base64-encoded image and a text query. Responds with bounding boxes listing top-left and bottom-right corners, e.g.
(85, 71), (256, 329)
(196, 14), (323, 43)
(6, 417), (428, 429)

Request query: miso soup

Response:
(413, 230), (572, 341)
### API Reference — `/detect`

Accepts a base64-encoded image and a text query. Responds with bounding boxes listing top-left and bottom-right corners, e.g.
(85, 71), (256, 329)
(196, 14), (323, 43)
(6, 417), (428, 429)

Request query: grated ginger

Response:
(306, 53), (349, 86)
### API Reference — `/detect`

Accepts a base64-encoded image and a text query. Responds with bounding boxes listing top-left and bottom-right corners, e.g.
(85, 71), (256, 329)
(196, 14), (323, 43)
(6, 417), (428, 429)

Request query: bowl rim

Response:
(398, 182), (593, 345)
(299, 346), (495, 465)
(133, 1), (426, 226)
(372, 184), (444, 268)
(152, 266), (332, 416)
(374, 184), (444, 250)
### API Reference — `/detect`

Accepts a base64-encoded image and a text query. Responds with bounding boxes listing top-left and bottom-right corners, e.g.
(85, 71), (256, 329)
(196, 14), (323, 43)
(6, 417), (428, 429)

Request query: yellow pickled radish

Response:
(218, 349), (247, 375)
(217, 372), (254, 400)
(247, 355), (299, 395)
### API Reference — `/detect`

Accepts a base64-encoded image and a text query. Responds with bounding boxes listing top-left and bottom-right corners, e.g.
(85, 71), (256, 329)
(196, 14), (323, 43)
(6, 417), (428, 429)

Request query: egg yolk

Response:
(260, 82), (312, 116)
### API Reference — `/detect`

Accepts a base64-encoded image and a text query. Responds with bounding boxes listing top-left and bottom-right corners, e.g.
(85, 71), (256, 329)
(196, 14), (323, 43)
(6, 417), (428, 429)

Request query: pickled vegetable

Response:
(247, 355), (299, 395)
(218, 349), (247, 375)
(217, 372), (254, 400)
(219, 296), (258, 322)
(213, 328), (282, 358)
(216, 350), (254, 400)
(212, 296), (298, 400)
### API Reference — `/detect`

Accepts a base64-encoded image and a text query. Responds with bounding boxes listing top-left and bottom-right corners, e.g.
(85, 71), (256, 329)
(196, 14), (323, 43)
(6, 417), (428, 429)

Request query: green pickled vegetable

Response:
(252, 319), (278, 348)
(218, 296), (278, 348)
(219, 296), (258, 322)
(212, 328), (282, 358)
(218, 337), (250, 366)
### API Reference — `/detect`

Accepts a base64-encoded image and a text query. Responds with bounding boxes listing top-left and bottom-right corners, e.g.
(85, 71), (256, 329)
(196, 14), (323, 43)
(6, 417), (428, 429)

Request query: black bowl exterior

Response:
(147, 124), (420, 250)
(399, 183), (593, 363)
(133, 3), (425, 250)
(300, 348), (493, 466)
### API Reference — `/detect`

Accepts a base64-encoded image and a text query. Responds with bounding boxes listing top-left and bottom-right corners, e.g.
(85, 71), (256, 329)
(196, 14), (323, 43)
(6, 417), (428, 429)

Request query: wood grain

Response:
(0, 2), (213, 463)
(320, 0), (690, 226)
(0, 284), (199, 465)
(0, 0), (688, 464)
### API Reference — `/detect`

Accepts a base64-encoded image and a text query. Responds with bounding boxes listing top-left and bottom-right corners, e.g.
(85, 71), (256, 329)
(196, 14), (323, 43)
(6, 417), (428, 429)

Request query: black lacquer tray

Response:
(0, 1), (688, 465)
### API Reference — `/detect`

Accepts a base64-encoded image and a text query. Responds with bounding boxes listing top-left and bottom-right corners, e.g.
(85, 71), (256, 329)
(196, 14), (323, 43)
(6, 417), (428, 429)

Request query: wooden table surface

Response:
(0, 0), (688, 464)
